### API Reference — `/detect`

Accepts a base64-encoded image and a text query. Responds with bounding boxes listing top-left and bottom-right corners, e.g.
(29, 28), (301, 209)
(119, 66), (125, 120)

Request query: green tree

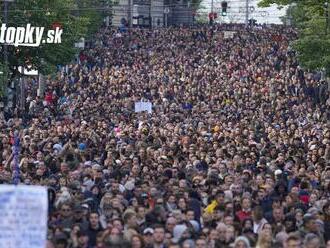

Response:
(0, 0), (111, 77)
(191, 0), (203, 9)
(258, 0), (330, 75)
(0, 61), (8, 97)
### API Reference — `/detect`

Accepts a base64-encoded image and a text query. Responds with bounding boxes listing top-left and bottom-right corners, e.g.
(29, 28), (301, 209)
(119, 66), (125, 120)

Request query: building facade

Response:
(112, 0), (194, 27)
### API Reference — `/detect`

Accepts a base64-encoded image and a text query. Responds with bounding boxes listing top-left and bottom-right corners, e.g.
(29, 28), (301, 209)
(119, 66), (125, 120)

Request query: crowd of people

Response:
(1, 23), (330, 248)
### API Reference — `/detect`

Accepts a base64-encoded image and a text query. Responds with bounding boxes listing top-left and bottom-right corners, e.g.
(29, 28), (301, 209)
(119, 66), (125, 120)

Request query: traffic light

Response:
(221, 1), (228, 16)
(249, 19), (257, 26)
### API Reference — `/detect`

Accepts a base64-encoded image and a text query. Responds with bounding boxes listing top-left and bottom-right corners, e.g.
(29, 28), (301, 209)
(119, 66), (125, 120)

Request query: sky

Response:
(200, 0), (287, 24)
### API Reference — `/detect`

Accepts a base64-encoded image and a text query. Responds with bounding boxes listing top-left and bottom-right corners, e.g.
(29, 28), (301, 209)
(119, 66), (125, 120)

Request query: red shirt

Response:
(45, 92), (53, 104)
(236, 210), (252, 222)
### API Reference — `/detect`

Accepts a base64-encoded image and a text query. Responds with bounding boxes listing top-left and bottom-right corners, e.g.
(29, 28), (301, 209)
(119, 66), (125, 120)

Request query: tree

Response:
(258, 0), (330, 75)
(0, 0), (111, 78)
(0, 61), (8, 98)
(191, 0), (203, 10)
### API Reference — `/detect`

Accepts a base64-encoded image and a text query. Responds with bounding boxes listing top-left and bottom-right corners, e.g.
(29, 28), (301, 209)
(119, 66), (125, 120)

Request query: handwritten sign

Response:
(134, 101), (152, 114)
(0, 185), (48, 248)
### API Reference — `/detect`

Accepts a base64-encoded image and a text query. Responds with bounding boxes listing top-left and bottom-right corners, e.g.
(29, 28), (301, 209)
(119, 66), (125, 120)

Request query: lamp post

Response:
(245, 0), (249, 27)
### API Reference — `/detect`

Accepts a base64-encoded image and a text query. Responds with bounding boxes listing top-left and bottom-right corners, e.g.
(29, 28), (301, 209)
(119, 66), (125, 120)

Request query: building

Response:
(200, 0), (286, 24)
(112, 0), (194, 27)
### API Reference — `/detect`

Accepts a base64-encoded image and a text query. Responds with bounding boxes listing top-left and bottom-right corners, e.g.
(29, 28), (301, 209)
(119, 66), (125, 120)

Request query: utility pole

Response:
(245, 0), (249, 27)
(211, 0), (214, 14)
(128, 0), (133, 28)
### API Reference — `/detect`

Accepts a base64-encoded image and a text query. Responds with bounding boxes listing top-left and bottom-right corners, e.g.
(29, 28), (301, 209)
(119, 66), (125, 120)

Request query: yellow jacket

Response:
(204, 200), (218, 214)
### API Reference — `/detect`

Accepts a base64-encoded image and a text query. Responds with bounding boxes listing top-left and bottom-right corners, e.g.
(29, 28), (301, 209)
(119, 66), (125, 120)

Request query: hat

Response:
(143, 228), (154, 235)
(243, 169), (251, 176)
(307, 207), (321, 216)
(124, 181), (135, 191)
(81, 204), (89, 210)
(303, 213), (315, 225)
(53, 143), (63, 151)
(274, 169), (282, 176)
(74, 205), (84, 212)
(78, 143), (86, 151)
(84, 161), (92, 167)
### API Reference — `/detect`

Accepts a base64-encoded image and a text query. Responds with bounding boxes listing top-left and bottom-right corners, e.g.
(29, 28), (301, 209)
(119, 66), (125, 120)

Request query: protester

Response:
(0, 23), (330, 248)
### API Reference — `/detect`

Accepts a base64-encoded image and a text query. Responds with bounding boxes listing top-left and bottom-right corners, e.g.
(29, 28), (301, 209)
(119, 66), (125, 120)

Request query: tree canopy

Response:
(0, 0), (112, 96)
(258, 0), (330, 75)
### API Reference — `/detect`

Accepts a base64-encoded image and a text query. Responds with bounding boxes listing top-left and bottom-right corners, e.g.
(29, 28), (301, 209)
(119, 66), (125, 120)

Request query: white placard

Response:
(134, 101), (152, 114)
(0, 185), (48, 248)
(223, 31), (236, 39)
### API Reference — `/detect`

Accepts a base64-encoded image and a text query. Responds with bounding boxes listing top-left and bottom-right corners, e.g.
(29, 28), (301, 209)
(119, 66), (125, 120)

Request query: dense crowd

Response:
(1, 24), (330, 248)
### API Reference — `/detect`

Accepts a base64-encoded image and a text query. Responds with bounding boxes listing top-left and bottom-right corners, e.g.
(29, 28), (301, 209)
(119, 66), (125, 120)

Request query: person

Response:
(131, 234), (145, 248)
(1, 23), (330, 248)
(233, 236), (251, 248)
(252, 206), (268, 234)
(73, 230), (90, 248)
(148, 225), (166, 248)
(236, 197), (252, 223)
(284, 234), (302, 248)
(256, 226), (272, 248)
(195, 238), (207, 248)
(204, 190), (225, 214)
(299, 214), (325, 245)
(85, 212), (104, 247)
(303, 233), (321, 248)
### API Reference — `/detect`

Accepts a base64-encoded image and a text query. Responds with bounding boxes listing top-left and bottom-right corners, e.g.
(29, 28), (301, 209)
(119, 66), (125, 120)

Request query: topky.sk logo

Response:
(0, 23), (63, 47)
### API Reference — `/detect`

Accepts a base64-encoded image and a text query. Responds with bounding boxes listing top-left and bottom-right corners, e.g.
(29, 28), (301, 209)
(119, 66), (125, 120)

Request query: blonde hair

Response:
(256, 229), (272, 248)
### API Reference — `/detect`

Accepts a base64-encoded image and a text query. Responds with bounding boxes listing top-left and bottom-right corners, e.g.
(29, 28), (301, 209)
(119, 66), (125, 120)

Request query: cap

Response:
(143, 228), (154, 235)
(53, 143), (63, 151)
(81, 204), (89, 209)
(307, 207), (321, 216)
(303, 213), (315, 225)
(275, 169), (282, 176)
(74, 205), (84, 212)
(78, 143), (86, 151)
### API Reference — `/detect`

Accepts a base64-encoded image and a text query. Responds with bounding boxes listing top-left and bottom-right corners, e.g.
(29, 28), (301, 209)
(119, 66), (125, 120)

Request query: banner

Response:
(0, 185), (48, 248)
(134, 101), (152, 114)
